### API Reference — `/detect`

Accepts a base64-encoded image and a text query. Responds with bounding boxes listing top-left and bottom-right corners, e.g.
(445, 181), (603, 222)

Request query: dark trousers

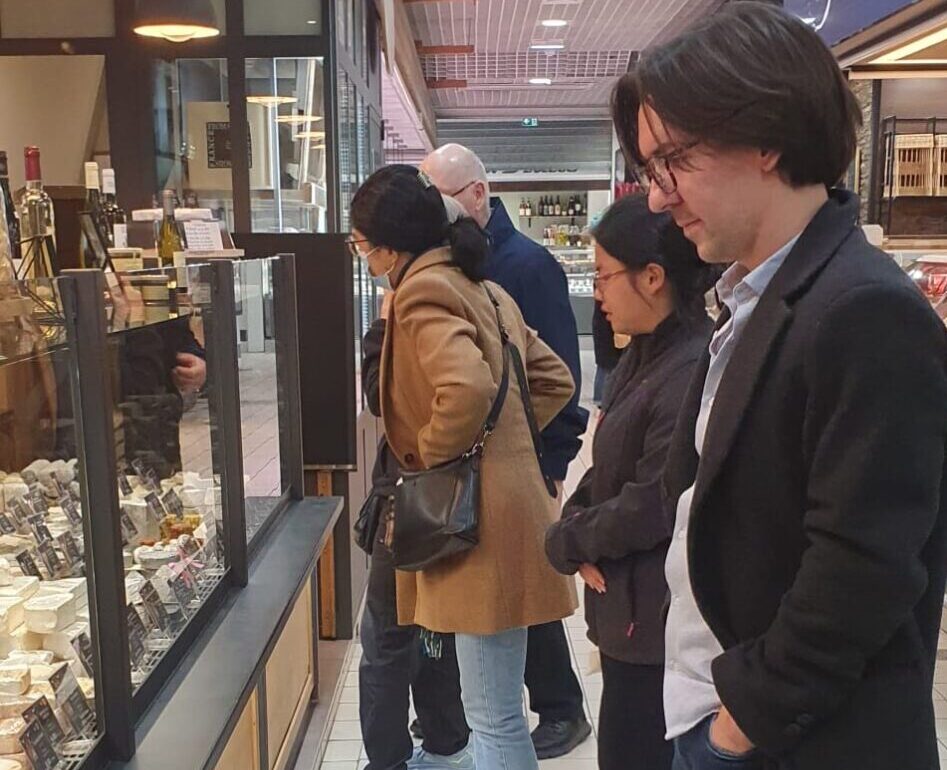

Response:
(358, 541), (470, 770)
(525, 620), (586, 723)
(672, 715), (764, 770)
(599, 656), (673, 770)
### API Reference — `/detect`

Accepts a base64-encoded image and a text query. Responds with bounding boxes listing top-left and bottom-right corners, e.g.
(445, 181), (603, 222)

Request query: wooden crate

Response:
(889, 134), (935, 197)
(936, 136), (947, 197)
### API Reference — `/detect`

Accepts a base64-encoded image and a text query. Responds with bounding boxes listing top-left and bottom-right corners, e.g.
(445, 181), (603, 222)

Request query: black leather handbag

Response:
(391, 285), (557, 572)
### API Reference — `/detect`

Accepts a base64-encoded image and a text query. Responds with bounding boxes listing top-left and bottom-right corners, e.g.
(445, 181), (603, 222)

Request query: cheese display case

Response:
(887, 242), (947, 322)
(0, 275), (106, 769)
(0, 254), (333, 769)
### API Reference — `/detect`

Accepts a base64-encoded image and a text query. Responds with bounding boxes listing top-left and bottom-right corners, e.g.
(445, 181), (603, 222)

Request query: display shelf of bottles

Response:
(517, 194), (589, 220)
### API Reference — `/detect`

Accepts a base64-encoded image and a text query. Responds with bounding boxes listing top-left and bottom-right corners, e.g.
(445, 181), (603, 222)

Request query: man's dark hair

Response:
(612, 1), (862, 189)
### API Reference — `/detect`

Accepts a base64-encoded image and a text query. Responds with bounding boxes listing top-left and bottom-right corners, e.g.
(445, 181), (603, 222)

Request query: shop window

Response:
(244, 0), (322, 35)
(337, 0), (351, 53)
(152, 58), (234, 230)
(246, 57), (328, 233)
(0, 0), (114, 37)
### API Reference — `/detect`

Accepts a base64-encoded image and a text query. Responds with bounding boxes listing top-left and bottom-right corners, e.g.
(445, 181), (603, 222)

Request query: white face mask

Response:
(361, 246), (397, 291)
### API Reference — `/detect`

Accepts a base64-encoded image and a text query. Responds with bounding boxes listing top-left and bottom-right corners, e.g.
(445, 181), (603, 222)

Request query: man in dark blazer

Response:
(612, 4), (947, 770)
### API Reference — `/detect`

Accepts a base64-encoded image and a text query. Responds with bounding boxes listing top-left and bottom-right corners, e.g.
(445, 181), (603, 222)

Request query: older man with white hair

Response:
(418, 143), (592, 760)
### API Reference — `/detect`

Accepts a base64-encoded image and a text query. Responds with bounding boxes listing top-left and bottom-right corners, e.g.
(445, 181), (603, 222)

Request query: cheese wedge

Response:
(24, 594), (76, 633)
(0, 663), (29, 696)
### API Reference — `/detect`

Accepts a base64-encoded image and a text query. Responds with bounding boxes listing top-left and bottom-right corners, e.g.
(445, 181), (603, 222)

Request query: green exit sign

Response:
(521, 117), (539, 128)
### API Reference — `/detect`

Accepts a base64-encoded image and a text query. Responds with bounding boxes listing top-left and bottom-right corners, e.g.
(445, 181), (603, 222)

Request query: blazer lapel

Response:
(689, 190), (861, 515)
(691, 297), (792, 513)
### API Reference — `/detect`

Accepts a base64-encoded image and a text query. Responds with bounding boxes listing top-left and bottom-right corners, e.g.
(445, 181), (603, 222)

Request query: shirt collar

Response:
(716, 233), (802, 314)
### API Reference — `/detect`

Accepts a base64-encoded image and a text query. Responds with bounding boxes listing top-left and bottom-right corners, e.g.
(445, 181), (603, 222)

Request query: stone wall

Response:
(850, 78), (878, 224)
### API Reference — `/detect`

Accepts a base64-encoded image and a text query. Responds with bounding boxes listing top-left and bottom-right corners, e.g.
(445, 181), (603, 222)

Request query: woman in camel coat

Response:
(350, 165), (577, 770)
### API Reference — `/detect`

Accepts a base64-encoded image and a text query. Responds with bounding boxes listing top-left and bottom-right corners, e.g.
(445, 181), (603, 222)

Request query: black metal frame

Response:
(61, 269), (136, 761)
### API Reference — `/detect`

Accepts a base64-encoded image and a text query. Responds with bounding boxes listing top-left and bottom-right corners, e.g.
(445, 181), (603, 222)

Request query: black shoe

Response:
(410, 718), (425, 741)
(530, 717), (592, 760)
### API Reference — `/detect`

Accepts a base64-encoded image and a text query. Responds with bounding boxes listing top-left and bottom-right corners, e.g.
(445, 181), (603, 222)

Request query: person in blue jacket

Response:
(421, 144), (591, 760)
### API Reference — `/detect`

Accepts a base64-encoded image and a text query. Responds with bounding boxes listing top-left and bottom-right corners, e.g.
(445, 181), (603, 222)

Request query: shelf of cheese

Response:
(0, 460), (98, 770)
(117, 466), (225, 692)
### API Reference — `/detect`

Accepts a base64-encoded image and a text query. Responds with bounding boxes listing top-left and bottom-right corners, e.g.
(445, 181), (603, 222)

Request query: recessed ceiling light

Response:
(306, 19), (317, 25)
(531, 43), (565, 50)
(529, 77), (552, 85)
(541, 19), (568, 28)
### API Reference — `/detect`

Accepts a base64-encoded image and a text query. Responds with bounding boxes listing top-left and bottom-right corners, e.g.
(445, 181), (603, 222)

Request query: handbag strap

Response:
(467, 294), (511, 456)
(482, 284), (559, 499)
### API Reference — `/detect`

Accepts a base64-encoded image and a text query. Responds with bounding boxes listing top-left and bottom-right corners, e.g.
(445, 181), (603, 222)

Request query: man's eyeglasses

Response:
(593, 268), (628, 291)
(345, 238), (371, 258)
(449, 180), (478, 197)
(633, 139), (700, 196)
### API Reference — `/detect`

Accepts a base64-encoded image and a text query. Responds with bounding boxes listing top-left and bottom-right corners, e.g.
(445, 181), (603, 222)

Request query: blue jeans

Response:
(672, 715), (763, 770)
(455, 628), (538, 770)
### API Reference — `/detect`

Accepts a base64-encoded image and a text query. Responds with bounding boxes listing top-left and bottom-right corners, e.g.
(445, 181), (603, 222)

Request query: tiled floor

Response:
(295, 343), (947, 770)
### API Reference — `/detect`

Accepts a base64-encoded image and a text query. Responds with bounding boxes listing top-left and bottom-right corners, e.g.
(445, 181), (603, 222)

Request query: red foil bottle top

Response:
(24, 146), (42, 181)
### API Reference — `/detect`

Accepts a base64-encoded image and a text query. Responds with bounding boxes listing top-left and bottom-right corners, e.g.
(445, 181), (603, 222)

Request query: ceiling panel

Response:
(406, 0), (723, 117)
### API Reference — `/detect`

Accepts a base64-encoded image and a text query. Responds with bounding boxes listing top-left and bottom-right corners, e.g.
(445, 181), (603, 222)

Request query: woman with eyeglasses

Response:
(349, 164), (579, 770)
(546, 194), (718, 770)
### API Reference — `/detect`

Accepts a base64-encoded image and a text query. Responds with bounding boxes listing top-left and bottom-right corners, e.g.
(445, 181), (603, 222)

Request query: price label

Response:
(139, 581), (172, 633)
(71, 632), (94, 678)
(58, 496), (82, 529)
(161, 489), (184, 519)
(170, 572), (198, 614)
(60, 687), (96, 739)
(29, 516), (54, 546)
(24, 695), (66, 747)
(47, 476), (64, 500)
(117, 474), (133, 497)
(144, 492), (166, 523)
(10, 497), (32, 527)
(131, 460), (161, 492)
(29, 485), (48, 514)
(126, 606), (147, 667)
(0, 512), (16, 535)
(16, 549), (43, 579)
(57, 532), (82, 569)
(118, 511), (138, 544)
(19, 713), (62, 770)
(37, 541), (65, 579)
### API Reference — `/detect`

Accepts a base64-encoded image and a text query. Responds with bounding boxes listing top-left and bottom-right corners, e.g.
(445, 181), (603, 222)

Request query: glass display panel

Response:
(105, 266), (227, 694)
(244, 0), (322, 35)
(245, 58), (328, 234)
(233, 258), (289, 542)
(0, 277), (103, 768)
(153, 58), (235, 231)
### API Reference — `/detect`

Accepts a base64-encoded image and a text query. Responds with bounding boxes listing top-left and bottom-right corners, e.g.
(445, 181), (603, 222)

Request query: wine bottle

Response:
(0, 152), (21, 264)
(83, 162), (109, 252)
(519, 199), (525, 217)
(567, 196), (575, 217)
(157, 189), (183, 265)
(18, 146), (57, 278)
(101, 169), (127, 248)
(525, 198), (532, 218)
(554, 196), (562, 216)
(575, 194), (583, 215)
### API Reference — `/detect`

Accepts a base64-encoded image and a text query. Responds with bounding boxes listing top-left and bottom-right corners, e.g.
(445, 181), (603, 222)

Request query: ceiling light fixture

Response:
(133, 0), (220, 42)
(531, 43), (565, 50)
(529, 77), (552, 85)
(306, 19), (318, 25)
(295, 131), (327, 140)
(541, 19), (568, 28)
(276, 114), (325, 124)
(247, 95), (298, 106)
